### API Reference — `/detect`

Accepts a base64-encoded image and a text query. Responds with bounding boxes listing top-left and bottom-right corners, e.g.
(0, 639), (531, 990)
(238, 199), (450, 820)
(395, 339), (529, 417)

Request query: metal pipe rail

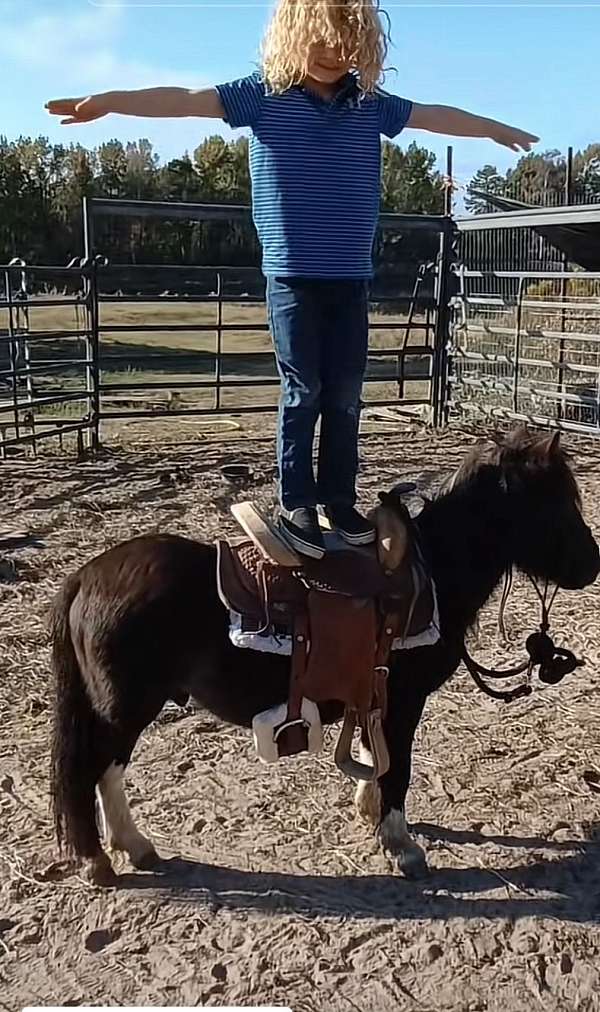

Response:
(0, 261), (95, 453)
(449, 263), (600, 431)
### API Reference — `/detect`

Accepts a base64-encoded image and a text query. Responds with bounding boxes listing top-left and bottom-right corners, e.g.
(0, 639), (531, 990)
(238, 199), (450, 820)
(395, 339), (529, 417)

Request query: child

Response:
(46, 0), (537, 559)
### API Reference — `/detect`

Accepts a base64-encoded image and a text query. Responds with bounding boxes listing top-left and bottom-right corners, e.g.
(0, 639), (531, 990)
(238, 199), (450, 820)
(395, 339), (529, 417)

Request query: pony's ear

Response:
(536, 430), (561, 459)
(378, 489), (406, 516)
(503, 424), (530, 449)
(378, 490), (396, 505)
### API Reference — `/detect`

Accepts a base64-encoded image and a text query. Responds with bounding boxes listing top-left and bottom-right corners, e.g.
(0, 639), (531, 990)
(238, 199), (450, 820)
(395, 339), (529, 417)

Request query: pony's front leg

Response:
(355, 683), (428, 877)
(97, 763), (160, 870)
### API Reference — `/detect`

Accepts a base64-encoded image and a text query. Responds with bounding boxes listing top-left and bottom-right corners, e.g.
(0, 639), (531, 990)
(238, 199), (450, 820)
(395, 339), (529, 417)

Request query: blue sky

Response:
(1, 0), (599, 188)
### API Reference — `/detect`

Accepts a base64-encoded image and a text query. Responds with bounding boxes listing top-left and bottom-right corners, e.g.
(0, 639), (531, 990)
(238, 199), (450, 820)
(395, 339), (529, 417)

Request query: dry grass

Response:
(1, 423), (600, 1011)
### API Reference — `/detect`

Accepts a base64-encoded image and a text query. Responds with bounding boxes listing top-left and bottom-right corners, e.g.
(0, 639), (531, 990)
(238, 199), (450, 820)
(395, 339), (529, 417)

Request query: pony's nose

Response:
(586, 542), (600, 583)
(567, 536), (600, 588)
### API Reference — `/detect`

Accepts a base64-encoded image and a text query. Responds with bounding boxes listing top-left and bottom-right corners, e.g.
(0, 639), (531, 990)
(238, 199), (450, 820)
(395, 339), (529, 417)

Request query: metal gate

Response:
(0, 259), (98, 456)
(84, 199), (456, 436)
(449, 205), (600, 432)
(0, 199), (457, 456)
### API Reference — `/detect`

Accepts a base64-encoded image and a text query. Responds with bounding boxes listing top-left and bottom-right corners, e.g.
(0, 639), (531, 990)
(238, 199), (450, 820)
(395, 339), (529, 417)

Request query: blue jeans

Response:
(266, 277), (369, 511)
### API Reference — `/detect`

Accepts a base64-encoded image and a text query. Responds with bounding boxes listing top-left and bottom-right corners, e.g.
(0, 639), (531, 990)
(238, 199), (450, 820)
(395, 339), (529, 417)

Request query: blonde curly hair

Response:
(261, 0), (389, 95)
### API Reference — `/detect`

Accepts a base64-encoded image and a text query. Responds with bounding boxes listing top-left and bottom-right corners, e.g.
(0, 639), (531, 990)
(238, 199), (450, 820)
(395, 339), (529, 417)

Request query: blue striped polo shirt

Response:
(216, 73), (412, 278)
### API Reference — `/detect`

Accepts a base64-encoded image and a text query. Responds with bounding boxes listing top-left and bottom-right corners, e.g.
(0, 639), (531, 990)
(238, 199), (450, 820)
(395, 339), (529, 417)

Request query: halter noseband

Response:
(462, 564), (583, 703)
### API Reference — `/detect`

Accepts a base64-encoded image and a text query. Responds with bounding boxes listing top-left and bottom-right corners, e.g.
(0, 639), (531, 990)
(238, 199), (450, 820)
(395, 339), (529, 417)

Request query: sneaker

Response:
(323, 505), (376, 546)
(279, 508), (326, 559)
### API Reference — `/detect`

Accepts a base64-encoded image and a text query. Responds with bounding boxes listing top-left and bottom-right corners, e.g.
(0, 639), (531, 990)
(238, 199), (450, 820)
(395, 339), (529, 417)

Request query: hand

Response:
(488, 122), (539, 153)
(45, 95), (109, 125)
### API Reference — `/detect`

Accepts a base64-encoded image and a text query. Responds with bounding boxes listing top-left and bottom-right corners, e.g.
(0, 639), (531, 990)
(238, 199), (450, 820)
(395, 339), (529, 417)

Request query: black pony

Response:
(50, 428), (599, 884)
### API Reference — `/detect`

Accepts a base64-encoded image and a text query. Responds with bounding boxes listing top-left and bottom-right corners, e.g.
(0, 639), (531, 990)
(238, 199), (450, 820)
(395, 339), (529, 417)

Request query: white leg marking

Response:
(379, 807), (427, 876)
(354, 744), (382, 825)
(97, 763), (157, 867)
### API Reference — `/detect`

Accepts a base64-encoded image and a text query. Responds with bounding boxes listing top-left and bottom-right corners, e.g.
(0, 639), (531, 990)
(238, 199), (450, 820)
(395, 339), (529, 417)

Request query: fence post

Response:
(557, 147), (574, 421)
(513, 277), (526, 414)
(565, 146), (574, 206)
(83, 196), (95, 260)
(82, 196), (100, 448)
(86, 258), (101, 451)
(5, 266), (21, 443)
(444, 146), (454, 217)
(215, 270), (223, 411)
(432, 219), (457, 426)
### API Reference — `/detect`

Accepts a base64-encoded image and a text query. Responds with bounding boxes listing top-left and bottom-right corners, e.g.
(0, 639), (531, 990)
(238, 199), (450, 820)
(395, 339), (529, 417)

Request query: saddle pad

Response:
(227, 580), (441, 656)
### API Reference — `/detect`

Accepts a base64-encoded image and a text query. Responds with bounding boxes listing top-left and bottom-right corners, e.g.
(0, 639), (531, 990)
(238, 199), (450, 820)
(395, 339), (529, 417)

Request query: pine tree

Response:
(465, 165), (505, 214)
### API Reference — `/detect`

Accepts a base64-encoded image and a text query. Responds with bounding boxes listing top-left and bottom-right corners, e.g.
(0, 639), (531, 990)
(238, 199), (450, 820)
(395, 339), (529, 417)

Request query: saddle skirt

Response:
(227, 597), (440, 655)
(215, 516), (437, 781)
(216, 536), (437, 653)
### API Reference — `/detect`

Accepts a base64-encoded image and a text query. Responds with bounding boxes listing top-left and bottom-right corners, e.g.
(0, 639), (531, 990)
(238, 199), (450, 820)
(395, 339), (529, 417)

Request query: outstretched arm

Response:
(46, 87), (224, 125)
(408, 102), (538, 152)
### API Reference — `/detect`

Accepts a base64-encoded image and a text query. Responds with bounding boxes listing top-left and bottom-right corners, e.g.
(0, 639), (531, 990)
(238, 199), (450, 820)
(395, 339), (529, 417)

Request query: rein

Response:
(461, 571), (584, 703)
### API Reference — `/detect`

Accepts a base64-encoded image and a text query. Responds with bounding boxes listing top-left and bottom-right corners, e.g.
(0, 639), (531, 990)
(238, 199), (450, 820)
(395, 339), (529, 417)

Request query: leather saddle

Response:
(216, 501), (435, 781)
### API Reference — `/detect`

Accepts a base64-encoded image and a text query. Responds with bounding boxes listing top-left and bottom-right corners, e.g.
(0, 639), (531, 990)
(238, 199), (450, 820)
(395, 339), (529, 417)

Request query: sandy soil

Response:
(1, 421), (600, 1012)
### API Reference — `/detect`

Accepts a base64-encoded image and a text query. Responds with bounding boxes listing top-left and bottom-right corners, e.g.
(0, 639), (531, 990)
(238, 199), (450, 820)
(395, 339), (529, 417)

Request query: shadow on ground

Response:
(113, 820), (600, 925)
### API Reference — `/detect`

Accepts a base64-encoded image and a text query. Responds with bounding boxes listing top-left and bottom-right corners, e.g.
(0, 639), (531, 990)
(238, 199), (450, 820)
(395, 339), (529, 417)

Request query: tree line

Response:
(0, 134), (444, 266)
(1, 133), (599, 267)
(466, 146), (600, 213)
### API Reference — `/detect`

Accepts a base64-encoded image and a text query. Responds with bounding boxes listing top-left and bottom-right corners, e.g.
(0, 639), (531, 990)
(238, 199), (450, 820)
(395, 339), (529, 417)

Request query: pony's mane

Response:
(448, 426), (580, 503)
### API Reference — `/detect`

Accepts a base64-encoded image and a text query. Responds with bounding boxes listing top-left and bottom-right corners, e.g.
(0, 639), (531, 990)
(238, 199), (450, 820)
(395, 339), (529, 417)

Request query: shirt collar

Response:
(337, 74), (361, 108)
(300, 73), (362, 109)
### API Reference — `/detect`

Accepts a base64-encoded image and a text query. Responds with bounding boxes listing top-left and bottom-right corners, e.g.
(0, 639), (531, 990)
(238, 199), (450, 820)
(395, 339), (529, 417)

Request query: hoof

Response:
(132, 845), (161, 871)
(379, 808), (429, 878)
(393, 847), (430, 880)
(83, 854), (118, 887)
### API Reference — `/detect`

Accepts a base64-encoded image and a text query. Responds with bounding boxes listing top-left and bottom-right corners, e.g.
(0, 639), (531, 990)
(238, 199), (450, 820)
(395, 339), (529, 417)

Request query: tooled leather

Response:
(217, 538), (435, 640)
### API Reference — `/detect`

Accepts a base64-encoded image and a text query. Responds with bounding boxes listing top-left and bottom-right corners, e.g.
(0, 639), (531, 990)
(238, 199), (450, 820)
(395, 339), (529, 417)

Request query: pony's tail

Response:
(50, 575), (102, 859)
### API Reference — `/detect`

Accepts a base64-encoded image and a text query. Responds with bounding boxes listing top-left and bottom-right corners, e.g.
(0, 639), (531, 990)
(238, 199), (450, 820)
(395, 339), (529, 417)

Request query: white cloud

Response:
(0, 4), (217, 160)
(0, 5), (209, 92)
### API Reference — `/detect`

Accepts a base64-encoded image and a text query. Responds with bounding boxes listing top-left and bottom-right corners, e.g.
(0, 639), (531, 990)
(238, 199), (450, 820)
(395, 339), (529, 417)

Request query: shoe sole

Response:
(278, 519), (326, 560)
(334, 528), (376, 546)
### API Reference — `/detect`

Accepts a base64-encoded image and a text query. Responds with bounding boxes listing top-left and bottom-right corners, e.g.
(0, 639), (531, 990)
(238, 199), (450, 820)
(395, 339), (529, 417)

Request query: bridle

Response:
(462, 569), (583, 703)
(400, 459), (585, 704)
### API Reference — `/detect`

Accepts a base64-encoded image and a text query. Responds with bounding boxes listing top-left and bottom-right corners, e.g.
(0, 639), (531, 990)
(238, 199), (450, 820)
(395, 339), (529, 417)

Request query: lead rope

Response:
(462, 574), (582, 702)
(498, 566), (514, 641)
(527, 575), (559, 632)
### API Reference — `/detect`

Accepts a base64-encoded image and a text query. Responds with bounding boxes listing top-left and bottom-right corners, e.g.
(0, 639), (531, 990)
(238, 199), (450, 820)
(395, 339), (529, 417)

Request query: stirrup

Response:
(334, 707), (390, 782)
(252, 698), (323, 763)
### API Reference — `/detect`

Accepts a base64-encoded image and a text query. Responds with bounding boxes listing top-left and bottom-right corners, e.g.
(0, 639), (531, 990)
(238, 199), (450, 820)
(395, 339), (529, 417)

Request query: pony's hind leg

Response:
(97, 760), (160, 871)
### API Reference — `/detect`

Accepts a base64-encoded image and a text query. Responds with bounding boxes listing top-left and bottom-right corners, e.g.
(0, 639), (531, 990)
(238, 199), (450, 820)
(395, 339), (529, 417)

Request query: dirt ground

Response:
(1, 419), (600, 1012)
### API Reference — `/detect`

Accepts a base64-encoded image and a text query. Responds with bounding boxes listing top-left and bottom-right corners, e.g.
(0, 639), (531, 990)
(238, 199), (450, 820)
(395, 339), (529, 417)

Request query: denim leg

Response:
(267, 277), (322, 510)
(317, 281), (369, 507)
